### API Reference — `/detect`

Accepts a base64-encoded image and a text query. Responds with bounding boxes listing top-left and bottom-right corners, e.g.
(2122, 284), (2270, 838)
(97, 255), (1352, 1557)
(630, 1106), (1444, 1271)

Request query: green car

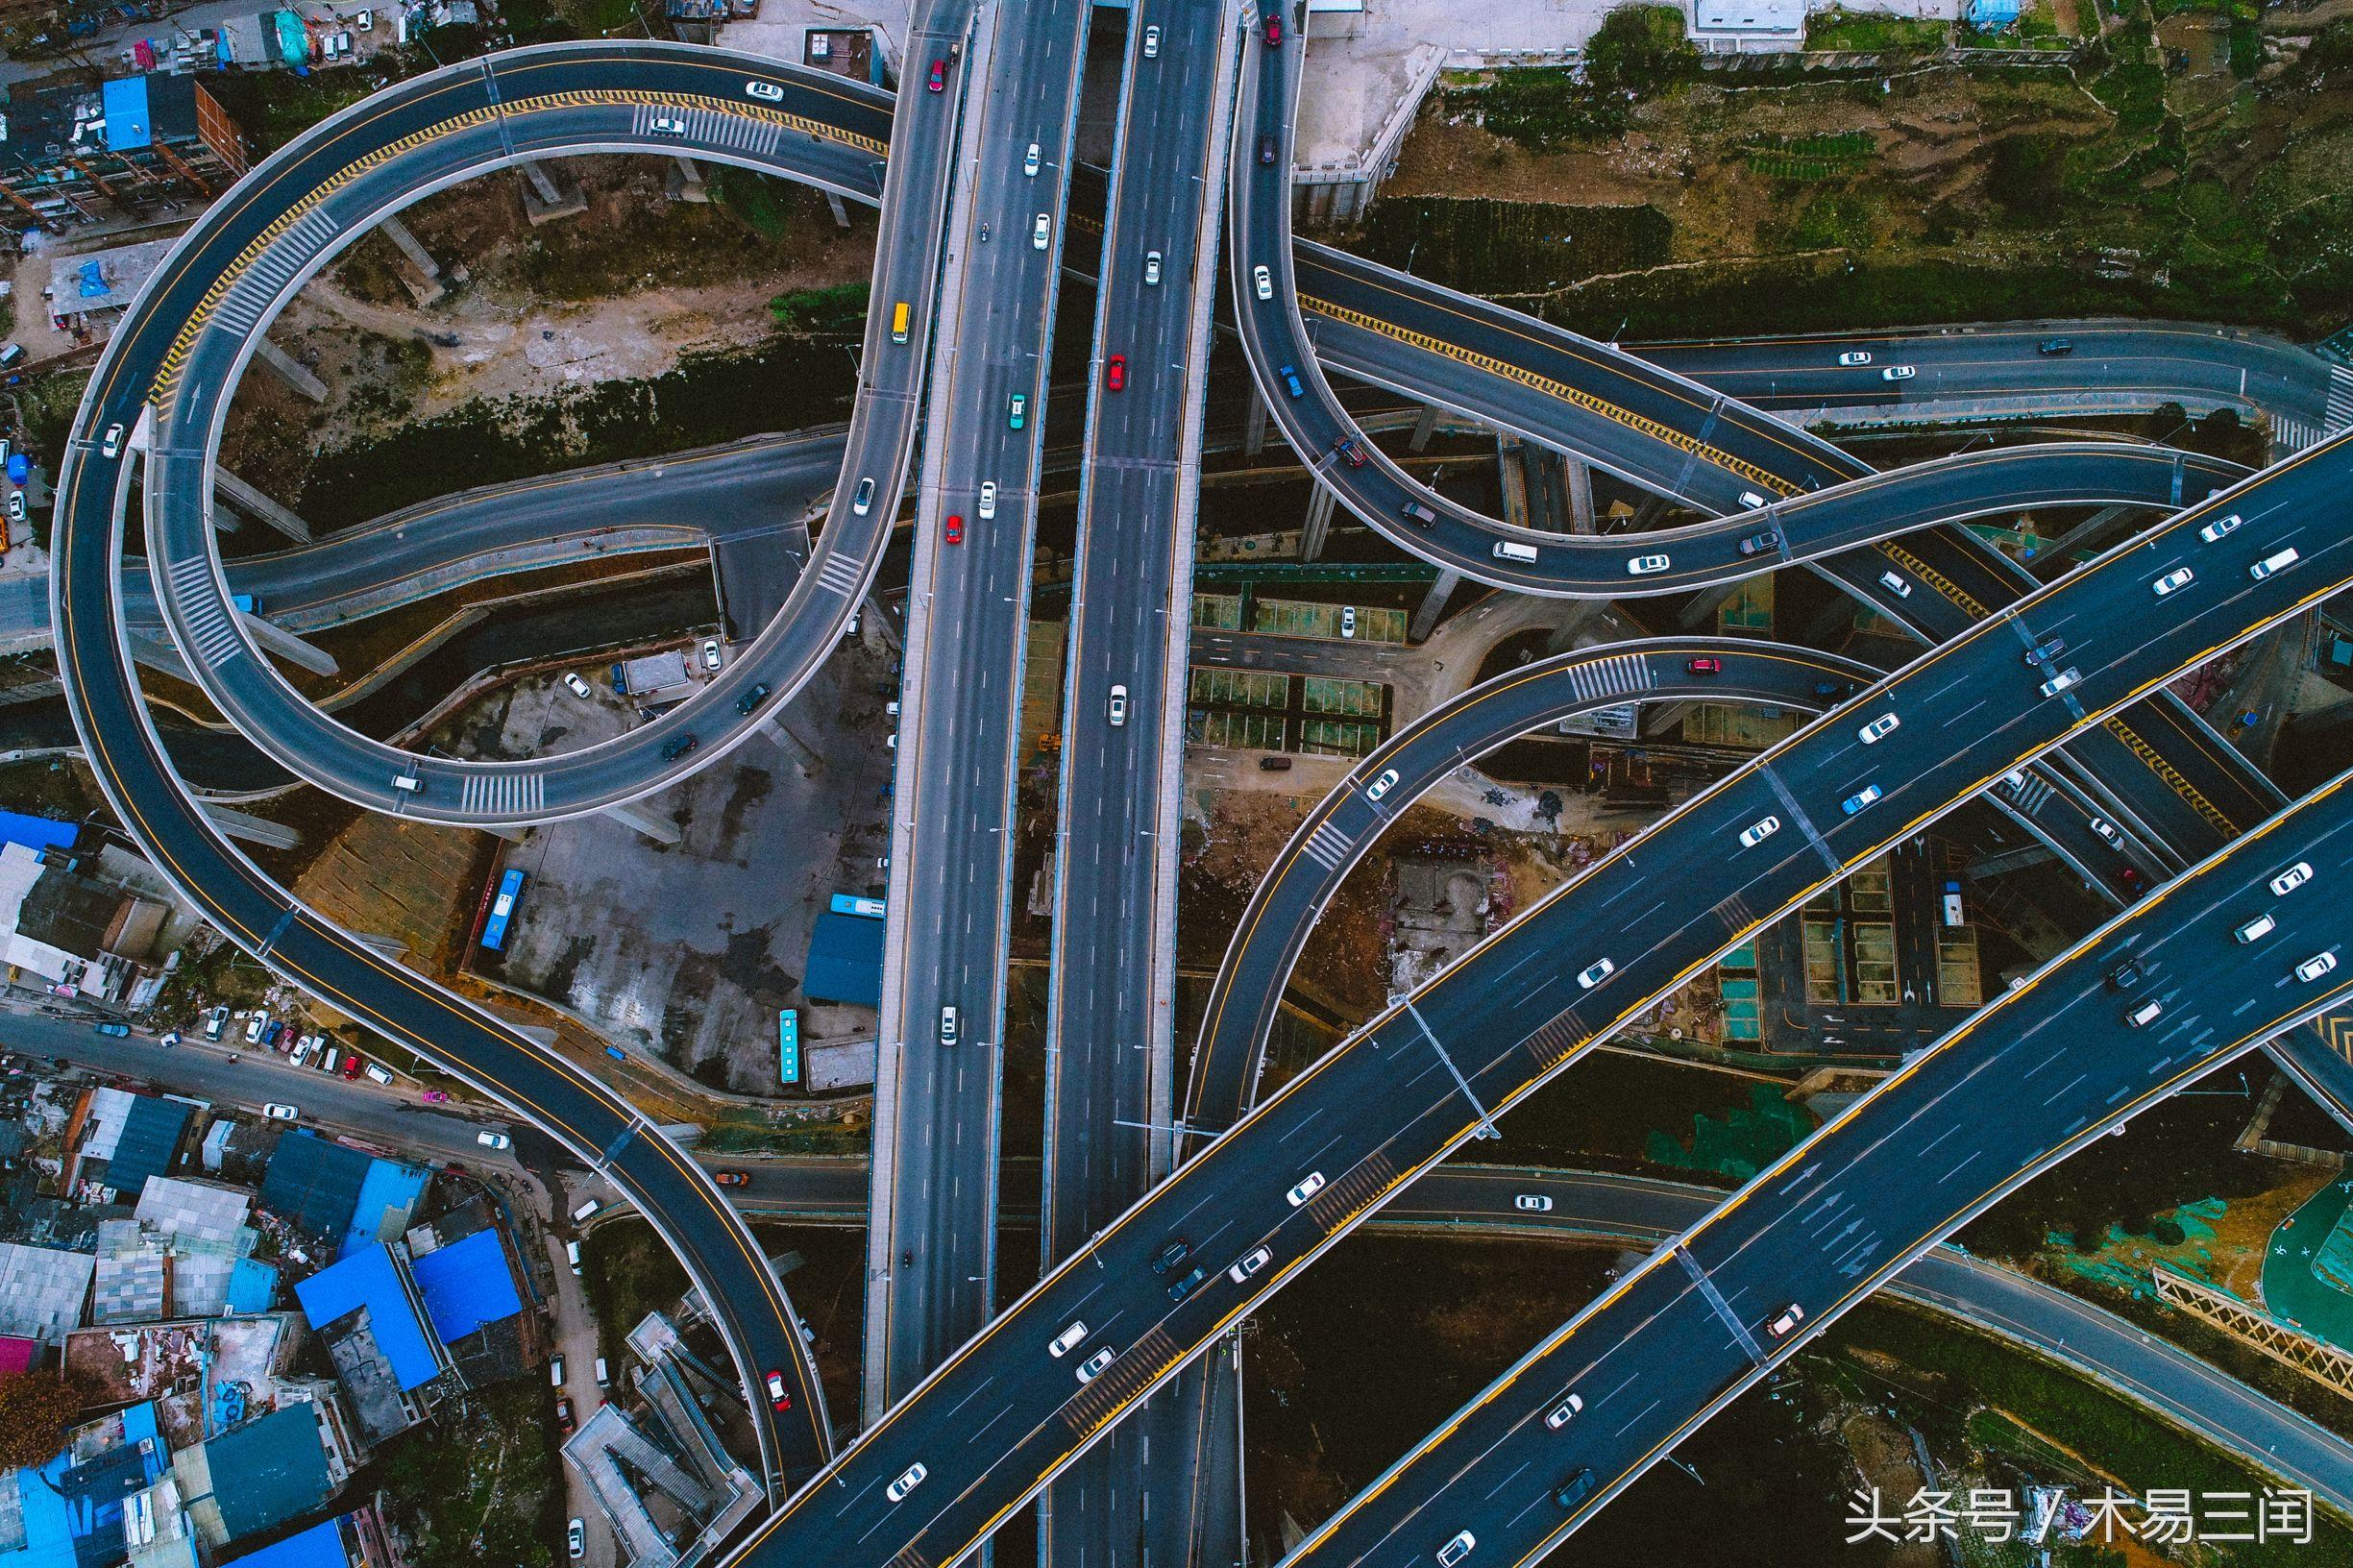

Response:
(1008, 392), (1027, 430)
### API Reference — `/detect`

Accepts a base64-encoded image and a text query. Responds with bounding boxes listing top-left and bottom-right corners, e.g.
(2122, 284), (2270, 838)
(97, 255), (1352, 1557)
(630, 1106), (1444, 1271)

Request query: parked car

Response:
(262, 1103), (299, 1121)
(713, 1169), (750, 1188)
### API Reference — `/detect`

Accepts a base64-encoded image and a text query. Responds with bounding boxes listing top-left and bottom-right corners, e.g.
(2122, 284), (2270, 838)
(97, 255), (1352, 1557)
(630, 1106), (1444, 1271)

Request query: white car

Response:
(744, 80), (784, 102)
(650, 115), (689, 135)
(1876, 571), (1911, 600)
(1577, 958), (1614, 990)
(1738, 816), (1780, 848)
(1837, 351), (1872, 367)
(1340, 606), (1357, 639)
(1366, 769), (1399, 802)
(886, 1463), (927, 1503)
(978, 481), (998, 520)
(262, 1103), (299, 1122)
(2088, 817), (2122, 845)
(2234, 914), (2276, 945)
(2296, 953), (2340, 984)
(1144, 250), (1163, 285)
(1142, 23), (1161, 56)
(1287, 1171), (1326, 1206)
(1076, 1347), (1116, 1383)
(1033, 212), (1051, 250)
(1768, 1302), (1805, 1336)
(1229, 1247), (1272, 1284)
(1627, 553), (1671, 576)
(101, 423), (125, 458)
(2038, 667), (2081, 699)
(1024, 141), (1042, 177)
(567, 1520), (584, 1560)
(245, 1012), (268, 1044)
(1437, 1533), (1476, 1568)
(1253, 264), (1273, 301)
(702, 639), (723, 672)
(2151, 567), (2194, 597)
(1545, 1393), (1584, 1429)
(1514, 1194), (1552, 1213)
(562, 672), (593, 698)
(2271, 862), (2315, 896)
(478, 1131), (512, 1150)
(1107, 684), (1129, 726)
(1049, 1320), (1088, 1358)
(2198, 512), (2241, 544)
(1857, 713), (1900, 745)
(1880, 365), (1915, 381)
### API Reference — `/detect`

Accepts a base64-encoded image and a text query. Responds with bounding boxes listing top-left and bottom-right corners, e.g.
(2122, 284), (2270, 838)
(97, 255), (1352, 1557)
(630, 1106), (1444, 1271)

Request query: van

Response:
(2235, 913), (2276, 944)
(891, 302), (911, 344)
(572, 1198), (601, 1224)
(1436, 1533), (1476, 1568)
(0, 344), (22, 368)
(1258, 754), (1293, 771)
(1049, 1321), (1088, 1358)
(1491, 540), (1539, 564)
(364, 1062), (394, 1086)
(566, 1240), (582, 1275)
(594, 1358), (609, 1387)
(1401, 500), (1436, 527)
(317, 1047), (339, 1074)
(2250, 547), (2299, 580)
(2124, 999), (2164, 1028)
(550, 1356), (565, 1387)
(391, 773), (423, 794)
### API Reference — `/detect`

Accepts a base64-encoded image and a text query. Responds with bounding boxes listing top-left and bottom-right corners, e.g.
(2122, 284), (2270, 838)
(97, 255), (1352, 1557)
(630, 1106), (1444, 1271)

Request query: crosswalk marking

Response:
(1711, 889), (1755, 937)
(2327, 366), (2353, 432)
(167, 555), (245, 670)
(1300, 820), (1353, 873)
(2006, 770), (2053, 816)
(2274, 416), (2324, 454)
(1061, 1325), (1180, 1438)
(815, 552), (866, 598)
(210, 208), (341, 343)
(459, 771), (546, 819)
(1566, 650), (1652, 706)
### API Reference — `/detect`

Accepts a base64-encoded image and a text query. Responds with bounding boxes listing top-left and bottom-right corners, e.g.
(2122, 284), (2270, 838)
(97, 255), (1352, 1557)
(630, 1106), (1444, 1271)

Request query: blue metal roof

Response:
(410, 1230), (521, 1344)
(805, 911), (883, 1008)
(222, 1519), (347, 1568)
(0, 812), (76, 856)
(258, 1132), (372, 1244)
(225, 1257), (280, 1314)
(291, 1245), (439, 1390)
(97, 78), (151, 151)
(105, 1097), (190, 1200)
(340, 1159), (429, 1260)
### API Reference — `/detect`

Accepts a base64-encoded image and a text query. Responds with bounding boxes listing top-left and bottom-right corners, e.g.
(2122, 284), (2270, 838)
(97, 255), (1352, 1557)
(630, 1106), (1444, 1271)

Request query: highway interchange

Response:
(37, 10), (2353, 1568)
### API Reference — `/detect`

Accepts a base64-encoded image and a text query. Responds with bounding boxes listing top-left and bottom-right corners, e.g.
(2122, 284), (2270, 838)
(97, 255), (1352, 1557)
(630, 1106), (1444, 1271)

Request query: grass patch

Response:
(577, 1217), (689, 1369)
(699, 1116), (870, 1156)
(1742, 130), (1877, 181)
(1805, 9), (1949, 50)
(376, 1382), (562, 1568)
(768, 281), (871, 333)
(206, 70), (395, 155)
(709, 164), (797, 240)
(1355, 196), (1671, 294)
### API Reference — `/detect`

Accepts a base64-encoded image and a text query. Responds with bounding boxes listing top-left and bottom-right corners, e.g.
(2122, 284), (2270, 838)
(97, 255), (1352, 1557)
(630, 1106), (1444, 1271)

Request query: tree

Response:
(1584, 5), (1700, 101)
(0, 1372), (96, 1471)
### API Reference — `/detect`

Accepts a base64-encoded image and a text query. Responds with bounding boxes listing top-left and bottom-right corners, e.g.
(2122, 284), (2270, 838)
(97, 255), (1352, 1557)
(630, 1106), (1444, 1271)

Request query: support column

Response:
(2043, 503), (2141, 562)
(1409, 403), (1440, 452)
(1565, 457), (1597, 534)
(351, 931), (409, 960)
(1640, 699), (1700, 736)
(1543, 600), (1613, 654)
(761, 716), (824, 777)
(1676, 579), (1741, 632)
(213, 469), (313, 544)
(1969, 843), (2057, 878)
(669, 155), (709, 204)
(1299, 486), (1336, 563)
(1408, 567), (1462, 643)
(201, 803), (299, 849)
(1802, 591), (1857, 645)
(861, 593), (903, 654)
(1243, 384), (1268, 458)
(376, 214), (445, 306)
(603, 799), (681, 845)
(253, 338), (327, 404)
(1628, 490), (1674, 531)
(238, 608), (338, 676)
(128, 629), (192, 683)
(1494, 433), (1531, 530)
(514, 1022), (558, 1047)
(826, 191), (852, 229)
(518, 159), (587, 225)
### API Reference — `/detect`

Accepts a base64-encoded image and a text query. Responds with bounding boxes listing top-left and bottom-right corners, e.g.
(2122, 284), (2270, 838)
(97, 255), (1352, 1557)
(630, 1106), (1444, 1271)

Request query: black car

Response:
(2107, 959), (2145, 991)
(1151, 1237), (1191, 1274)
(1258, 135), (1277, 166)
(660, 733), (699, 762)
(2036, 337), (2074, 355)
(1166, 1264), (1210, 1303)
(736, 681), (772, 715)
(2022, 635), (2066, 668)
(1737, 528), (1781, 557)
(1555, 1469), (1598, 1510)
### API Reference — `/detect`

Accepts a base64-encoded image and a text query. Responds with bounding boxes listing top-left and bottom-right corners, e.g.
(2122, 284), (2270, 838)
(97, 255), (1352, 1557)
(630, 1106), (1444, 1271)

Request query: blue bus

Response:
(481, 869), (526, 950)
(778, 1009), (800, 1086)
(829, 894), (886, 919)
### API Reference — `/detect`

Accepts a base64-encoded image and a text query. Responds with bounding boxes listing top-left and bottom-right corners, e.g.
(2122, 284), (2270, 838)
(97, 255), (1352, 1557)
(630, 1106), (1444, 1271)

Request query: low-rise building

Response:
(0, 72), (248, 238)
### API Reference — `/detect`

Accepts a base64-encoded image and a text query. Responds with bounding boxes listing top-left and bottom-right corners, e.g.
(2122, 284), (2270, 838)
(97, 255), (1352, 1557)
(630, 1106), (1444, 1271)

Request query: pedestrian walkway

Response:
(2264, 1174), (2353, 1353)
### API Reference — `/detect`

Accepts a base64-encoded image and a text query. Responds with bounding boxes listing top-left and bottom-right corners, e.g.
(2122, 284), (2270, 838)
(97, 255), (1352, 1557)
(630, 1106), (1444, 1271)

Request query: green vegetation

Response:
(378, 1384), (562, 1568)
(1742, 131), (1877, 181)
(1356, 198), (1670, 295)
(710, 165), (798, 240)
(206, 71), (394, 155)
(1583, 3), (1702, 98)
(699, 1115), (869, 1155)
(768, 282), (872, 333)
(293, 336), (858, 530)
(1826, 1302), (2353, 1556)
(1493, 1051), (1765, 1176)
(1444, 4), (1697, 149)
(1643, 1082), (1815, 1181)
(1804, 9), (1949, 51)
(578, 1218), (688, 1368)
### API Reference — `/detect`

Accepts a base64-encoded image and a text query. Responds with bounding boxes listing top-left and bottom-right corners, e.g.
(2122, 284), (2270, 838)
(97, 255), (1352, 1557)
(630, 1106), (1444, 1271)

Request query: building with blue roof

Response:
(409, 1230), (521, 1345)
(257, 1135), (429, 1259)
(225, 1258), (280, 1315)
(221, 1518), (355, 1568)
(178, 1406), (334, 1550)
(291, 1245), (450, 1444)
(804, 912), (883, 1008)
(0, 1403), (183, 1568)
(0, 812), (76, 857)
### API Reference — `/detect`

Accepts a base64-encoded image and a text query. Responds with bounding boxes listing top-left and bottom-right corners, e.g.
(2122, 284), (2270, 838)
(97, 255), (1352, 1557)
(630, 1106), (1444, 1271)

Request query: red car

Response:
(1105, 355), (1125, 392)
(712, 1169), (750, 1188)
(944, 513), (964, 544)
(1333, 436), (1366, 469)
(764, 1370), (793, 1410)
(1685, 657), (1723, 675)
(927, 58), (946, 92)
(555, 1396), (575, 1434)
(342, 1055), (362, 1079)
(1262, 11), (1282, 47)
